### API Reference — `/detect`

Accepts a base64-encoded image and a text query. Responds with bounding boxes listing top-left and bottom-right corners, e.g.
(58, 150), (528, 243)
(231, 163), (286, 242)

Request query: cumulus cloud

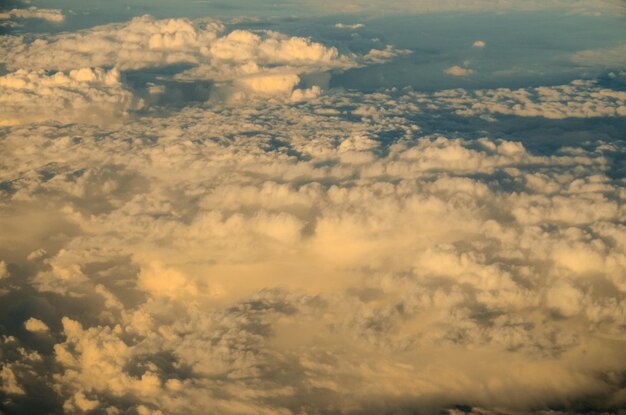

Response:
(472, 40), (486, 48)
(0, 15), (413, 106)
(0, 6), (64, 23)
(1, 10), (625, 415)
(24, 317), (49, 333)
(0, 67), (143, 126)
(422, 80), (626, 119)
(1, 77), (625, 413)
(0, 16), (367, 101)
(445, 65), (475, 76)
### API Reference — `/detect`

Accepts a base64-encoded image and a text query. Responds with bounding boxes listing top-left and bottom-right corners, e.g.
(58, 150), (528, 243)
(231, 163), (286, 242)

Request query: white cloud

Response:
(0, 67), (143, 126)
(424, 80), (626, 118)
(0, 16), (384, 101)
(0, 6), (64, 23)
(0, 15), (419, 110)
(363, 45), (412, 64)
(1, 79), (625, 413)
(24, 318), (49, 333)
(445, 65), (475, 76)
(335, 23), (365, 29)
(0, 14), (625, 414)
(473, 40), (486, 48)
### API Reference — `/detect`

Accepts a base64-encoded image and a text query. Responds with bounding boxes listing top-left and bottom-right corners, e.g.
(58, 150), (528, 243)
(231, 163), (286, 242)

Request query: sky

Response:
(0, 1), (625, 414)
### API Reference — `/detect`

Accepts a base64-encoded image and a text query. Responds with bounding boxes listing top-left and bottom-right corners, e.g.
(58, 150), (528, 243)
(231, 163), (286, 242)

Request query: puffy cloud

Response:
(1, 79), (624, 413)
(0, 13), (625, 414)
(423, 80), (626, 119)
(0, 15), (359, 101)
(0, 16), (222, 72)
(23, 317), (49, 333)
(0, 6), (64, 23)
(0, 67), (143, 126)
(0, 15), (403, 102)
(445, 65), (475, 76)
(363, 45), (412, 64)
(472, 40), (486, 48)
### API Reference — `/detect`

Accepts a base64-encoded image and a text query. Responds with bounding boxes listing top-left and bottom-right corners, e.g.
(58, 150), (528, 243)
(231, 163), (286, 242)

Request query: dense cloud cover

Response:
(0, 8), (625, 415)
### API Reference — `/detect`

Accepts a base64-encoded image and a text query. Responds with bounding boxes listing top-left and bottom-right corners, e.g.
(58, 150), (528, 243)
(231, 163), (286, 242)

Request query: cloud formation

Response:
(1, 10), (625, 415)
(0, 15), (405, 102)
(445, 65), (475, 76)
(0, 67), (142, 126)
(1, 79), (624, 413)
(472, 40), (486, 48)
(422, 80), (626, 119)
(0, 6), (64, 23)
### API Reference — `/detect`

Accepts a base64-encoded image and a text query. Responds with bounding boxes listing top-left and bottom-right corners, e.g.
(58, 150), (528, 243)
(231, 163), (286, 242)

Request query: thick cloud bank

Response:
(1, 11), (625, 415)
(1, 82), (625, 414)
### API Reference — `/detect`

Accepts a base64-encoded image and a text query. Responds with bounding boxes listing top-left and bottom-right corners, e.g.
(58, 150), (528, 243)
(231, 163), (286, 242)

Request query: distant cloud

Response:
(424, 80), (626, 118)
(364, 45), (412, 64)
(0, 6), (64, 23)
(335, 23), (365, 29)
(571, 42), (626, 67)
(24, 318), (49, 333)
(472, 40), (486, 48)
(445, 65), (475, 76)
(0, 16), (402, 101)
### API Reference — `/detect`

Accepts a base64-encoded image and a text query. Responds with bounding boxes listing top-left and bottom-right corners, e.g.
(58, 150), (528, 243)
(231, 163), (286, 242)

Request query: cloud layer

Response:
(1, 82), (625, 413)
(1, 11), (625, 415)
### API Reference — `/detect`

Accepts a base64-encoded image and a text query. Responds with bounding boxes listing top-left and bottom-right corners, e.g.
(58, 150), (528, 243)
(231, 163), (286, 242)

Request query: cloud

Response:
(0, 67), (143, 126)
(423, 80), (626, 119)
(24, 318), (49, 333)
(0, 12), (625, 415)
(472, 40), (486, 48)
(335, 23), (365, 29)
(571, 42), (626, 68)
(1, 77), (625, 413)
(0, 16), (385, 101)
(445, 65), (475, 76)
(363, 45), (412, 64)
(0, 6), (64, 23)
